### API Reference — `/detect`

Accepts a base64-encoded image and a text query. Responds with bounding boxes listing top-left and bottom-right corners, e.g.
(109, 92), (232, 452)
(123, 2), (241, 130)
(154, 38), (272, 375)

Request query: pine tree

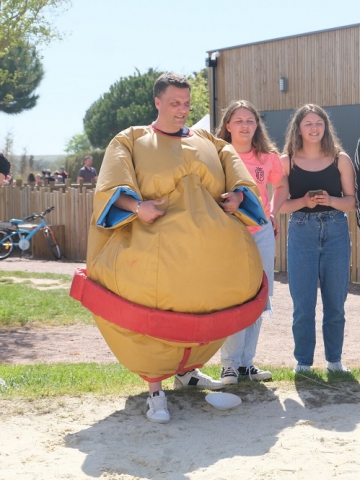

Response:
(0, 45), (44, 114)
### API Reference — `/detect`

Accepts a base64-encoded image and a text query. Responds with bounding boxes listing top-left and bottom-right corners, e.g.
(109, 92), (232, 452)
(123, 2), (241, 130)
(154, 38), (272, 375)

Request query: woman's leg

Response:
(221, 222), (275, 382)
(239, 221), (275, 366)
(319, 212), (350, 363)
(288, 213), (320, 366)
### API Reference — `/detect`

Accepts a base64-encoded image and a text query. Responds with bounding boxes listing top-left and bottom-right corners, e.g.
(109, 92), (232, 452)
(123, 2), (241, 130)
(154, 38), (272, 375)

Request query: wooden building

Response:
(206, 23), (360, 158)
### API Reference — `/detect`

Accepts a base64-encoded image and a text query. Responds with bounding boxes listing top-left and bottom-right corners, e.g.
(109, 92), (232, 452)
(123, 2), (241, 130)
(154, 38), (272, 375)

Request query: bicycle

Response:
(0, 206), (62, 260)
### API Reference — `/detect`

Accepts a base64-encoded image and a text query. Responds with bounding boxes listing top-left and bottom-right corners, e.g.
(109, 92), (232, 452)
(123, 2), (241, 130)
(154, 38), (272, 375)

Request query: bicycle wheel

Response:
(44, 227), (62, 260)
(0, 229), (14, 259)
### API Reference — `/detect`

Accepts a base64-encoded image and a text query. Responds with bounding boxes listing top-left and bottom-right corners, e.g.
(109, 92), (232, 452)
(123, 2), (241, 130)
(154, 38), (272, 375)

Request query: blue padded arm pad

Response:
(234, 186), (268, 226)
(97, 187), (141, 228)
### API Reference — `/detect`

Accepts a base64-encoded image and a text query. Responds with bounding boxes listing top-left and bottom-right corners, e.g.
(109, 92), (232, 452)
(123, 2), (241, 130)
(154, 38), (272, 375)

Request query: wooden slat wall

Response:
(1, 184), (359, 281)
(0, 185), (93, 262)
(212, 25), (360, 116)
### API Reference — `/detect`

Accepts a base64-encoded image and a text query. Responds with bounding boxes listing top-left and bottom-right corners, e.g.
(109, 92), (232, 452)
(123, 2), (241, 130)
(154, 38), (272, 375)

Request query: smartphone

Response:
(309, 189), (323, 197)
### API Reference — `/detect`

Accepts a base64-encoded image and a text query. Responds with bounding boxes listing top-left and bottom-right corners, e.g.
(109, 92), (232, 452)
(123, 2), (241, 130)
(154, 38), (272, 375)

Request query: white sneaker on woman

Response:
(220, 366), (239, 384)
(327, 362), (351, 373)
(293, 364), (311, 373)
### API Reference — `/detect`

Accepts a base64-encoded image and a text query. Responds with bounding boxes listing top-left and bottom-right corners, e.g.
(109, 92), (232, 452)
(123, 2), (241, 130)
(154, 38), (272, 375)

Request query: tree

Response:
(0, 0), (71, 113)
(0, 44), (44, 114)
(65, 132), (92, 155)
(84, 68), (210, 150)
(0, 0), (71, 52)
(20, 148), (28, 175)
(187, 69), (209, 126)
(84, 68), (162, 149)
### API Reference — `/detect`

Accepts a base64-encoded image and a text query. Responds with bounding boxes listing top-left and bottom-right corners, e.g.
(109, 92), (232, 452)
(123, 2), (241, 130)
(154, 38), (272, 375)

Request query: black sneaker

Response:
(220, 366), (239, 385)
(238, 365), (272, 381)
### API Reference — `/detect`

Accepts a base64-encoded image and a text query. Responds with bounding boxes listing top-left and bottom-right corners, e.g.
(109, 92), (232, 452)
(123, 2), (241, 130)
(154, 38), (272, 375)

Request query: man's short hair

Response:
(83, 156), (92, 162)
(153, 72), (191, 99)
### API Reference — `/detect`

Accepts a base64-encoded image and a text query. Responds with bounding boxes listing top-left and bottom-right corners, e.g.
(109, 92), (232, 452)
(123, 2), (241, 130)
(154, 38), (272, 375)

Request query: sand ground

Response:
(0, 257), (360, 479)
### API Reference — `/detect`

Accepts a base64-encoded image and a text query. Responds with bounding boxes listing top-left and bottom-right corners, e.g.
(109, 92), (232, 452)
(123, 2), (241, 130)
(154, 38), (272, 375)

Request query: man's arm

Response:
(77, 169), (83, 183)
(114, 193), (165, 224)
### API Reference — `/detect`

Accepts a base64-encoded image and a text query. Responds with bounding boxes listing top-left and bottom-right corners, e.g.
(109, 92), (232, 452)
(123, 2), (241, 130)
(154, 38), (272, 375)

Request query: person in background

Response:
(35, 174), (42, 185)
(0, 153), (11, 184)
(279, 104), (355, 373)
(216, 100), (289, 384)
(59, 166), (68, 182)
(77, 156), (98, 183)
(52, 171), (64, 183)
(27, 172), (36, 184)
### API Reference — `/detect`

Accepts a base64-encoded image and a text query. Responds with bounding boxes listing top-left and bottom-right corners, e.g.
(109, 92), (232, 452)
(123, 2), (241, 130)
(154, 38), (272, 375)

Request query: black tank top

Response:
(288, 156), (342, 212)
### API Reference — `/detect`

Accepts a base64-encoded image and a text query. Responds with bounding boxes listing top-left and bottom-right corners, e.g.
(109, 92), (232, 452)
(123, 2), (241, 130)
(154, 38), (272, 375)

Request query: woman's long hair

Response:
(283, 104), (343, 157)
(215, 100), (278, 155)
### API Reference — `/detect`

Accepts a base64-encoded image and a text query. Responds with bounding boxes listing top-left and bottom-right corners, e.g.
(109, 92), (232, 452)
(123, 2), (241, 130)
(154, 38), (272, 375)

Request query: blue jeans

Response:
(221, 221), (275, 368)
(287, 210), (350, 366)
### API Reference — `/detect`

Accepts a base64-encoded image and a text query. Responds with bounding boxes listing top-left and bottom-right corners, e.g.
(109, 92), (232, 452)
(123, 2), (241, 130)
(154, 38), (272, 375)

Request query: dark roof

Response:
(206, 23), (360, 54)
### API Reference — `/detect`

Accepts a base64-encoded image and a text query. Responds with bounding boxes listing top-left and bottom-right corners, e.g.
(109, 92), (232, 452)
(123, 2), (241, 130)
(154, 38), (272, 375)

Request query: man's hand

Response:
(138, 199), (166, 224)
(219, 191), (244, 214)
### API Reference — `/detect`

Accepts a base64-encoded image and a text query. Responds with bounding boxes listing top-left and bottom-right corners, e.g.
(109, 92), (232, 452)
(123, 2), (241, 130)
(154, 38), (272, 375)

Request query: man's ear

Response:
(154, 96), (160, 110)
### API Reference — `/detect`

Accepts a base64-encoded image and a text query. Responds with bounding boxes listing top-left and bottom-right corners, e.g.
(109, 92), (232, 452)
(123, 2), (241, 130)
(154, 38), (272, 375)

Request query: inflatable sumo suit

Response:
(71, 126), (269, 382)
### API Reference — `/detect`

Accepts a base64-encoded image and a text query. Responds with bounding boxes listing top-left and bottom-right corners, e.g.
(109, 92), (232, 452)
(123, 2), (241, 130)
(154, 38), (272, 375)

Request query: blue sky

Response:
(0, 0), (359, 155)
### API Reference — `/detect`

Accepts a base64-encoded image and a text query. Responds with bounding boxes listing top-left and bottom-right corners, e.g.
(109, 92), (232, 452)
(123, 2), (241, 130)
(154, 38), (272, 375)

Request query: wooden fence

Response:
(1, 183), (359, 282)
(0, 183), (94, 262)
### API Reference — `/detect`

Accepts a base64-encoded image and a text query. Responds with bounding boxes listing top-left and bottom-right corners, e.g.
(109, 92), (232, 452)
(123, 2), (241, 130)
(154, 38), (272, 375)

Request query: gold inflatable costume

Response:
(71, 126), (268, 382)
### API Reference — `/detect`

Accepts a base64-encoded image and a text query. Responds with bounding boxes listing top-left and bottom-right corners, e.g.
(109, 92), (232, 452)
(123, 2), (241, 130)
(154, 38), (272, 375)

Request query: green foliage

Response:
(84, 68), (162, 149)
(0, 0), (71, 52)
(65, 148), (105, 182)
(83, 68), (209, 150)
(187, 68), (209, 126)
(0, 0), (71, 114)
(1, 363), (359, 399)
(0, 363), (141, 398)
(65, 132), (92, 155)
(0, 271), (92, 326)
(0, 44), (44, 114)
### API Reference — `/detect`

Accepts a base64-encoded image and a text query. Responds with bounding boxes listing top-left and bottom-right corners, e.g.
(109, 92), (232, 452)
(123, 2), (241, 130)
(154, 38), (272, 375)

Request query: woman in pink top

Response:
(216, 100), (289, 383)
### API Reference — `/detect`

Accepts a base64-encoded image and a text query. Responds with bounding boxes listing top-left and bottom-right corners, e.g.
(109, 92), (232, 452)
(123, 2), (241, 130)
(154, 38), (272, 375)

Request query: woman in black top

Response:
(280, 104), (355, 374)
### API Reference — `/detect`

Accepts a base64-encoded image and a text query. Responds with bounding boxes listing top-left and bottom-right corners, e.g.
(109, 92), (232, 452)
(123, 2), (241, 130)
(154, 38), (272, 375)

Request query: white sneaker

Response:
(293, 364), (311, 373)
(220, 366), (239, 385)
(146, 391), (170, 424)
(174, 369), (223, 390)
(327, 362), (351, 373)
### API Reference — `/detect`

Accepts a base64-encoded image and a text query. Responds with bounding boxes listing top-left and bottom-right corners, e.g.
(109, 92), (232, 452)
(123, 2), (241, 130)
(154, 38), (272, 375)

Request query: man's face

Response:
(84, 157), (93, 167)
(154, 86), (191, 132)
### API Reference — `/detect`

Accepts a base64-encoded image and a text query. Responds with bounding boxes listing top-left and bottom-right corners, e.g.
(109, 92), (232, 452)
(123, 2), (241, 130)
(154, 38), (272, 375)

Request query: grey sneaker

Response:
(293, 364), (311, 373)
(174, 369), (223, 390)
(146, 391), (170, 424)
(327, 362), (351, 373)
(238, 365), (272, 381)
(220, 366), (239, 385)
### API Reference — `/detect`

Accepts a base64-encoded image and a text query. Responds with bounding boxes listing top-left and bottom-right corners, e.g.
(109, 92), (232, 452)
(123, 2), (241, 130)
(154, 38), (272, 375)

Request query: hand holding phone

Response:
(308, 189), (323, 197)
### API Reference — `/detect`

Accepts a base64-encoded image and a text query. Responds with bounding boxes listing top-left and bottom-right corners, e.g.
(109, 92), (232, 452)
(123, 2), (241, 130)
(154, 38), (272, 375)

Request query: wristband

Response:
(135, 200), (142, 215)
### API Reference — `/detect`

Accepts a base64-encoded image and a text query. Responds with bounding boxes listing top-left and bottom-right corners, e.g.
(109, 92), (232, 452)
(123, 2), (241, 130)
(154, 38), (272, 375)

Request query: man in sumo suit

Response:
(71, 72), (268, 423)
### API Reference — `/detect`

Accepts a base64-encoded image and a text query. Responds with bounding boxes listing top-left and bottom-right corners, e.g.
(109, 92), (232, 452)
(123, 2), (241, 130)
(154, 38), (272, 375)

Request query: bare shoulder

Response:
(338, 151), (351, 161)
(280, 154), (290, 175)
(338, 152), (353, 170)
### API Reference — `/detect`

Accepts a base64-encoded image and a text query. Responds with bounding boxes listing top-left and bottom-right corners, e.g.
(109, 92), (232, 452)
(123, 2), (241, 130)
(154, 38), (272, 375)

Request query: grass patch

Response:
(0, 271), (92, 326)
(0, 364), (359, 400)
